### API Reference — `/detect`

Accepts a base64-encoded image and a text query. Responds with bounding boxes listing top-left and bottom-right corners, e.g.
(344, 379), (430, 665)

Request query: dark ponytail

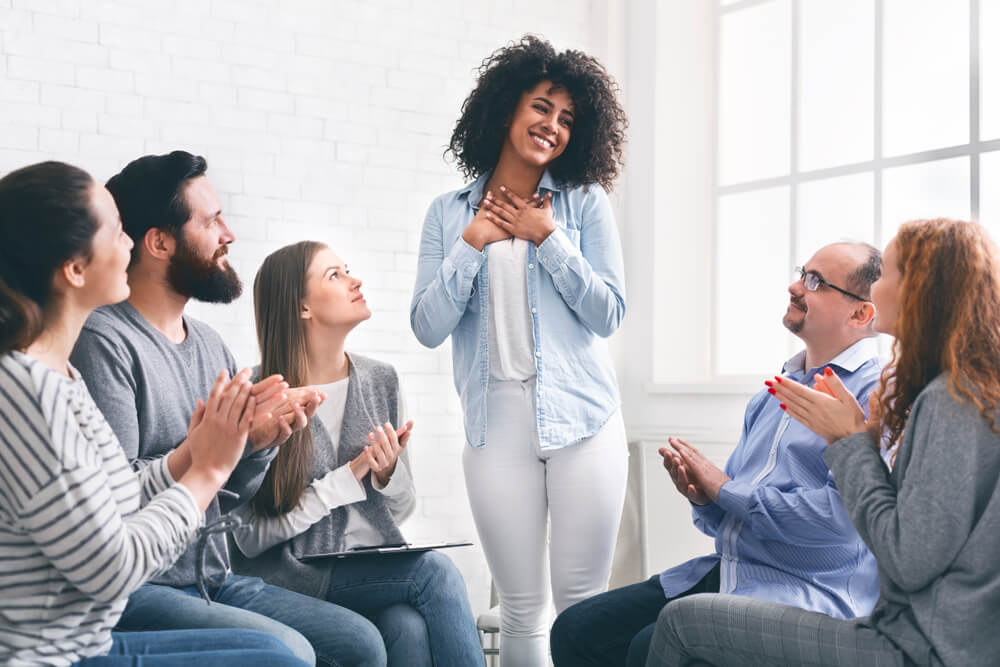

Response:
(0, 161), (98, 354)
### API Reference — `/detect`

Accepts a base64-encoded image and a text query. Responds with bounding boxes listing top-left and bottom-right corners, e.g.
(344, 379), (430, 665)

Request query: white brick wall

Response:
(0, 0), (608, 616)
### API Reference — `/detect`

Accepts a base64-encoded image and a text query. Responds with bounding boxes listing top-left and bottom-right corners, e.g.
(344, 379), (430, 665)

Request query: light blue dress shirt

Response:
(410, 170), (626, 450)
(659, 336), (883, 620)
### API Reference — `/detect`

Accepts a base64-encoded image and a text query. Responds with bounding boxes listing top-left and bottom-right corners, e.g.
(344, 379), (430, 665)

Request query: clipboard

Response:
(298, 540), (473, 561)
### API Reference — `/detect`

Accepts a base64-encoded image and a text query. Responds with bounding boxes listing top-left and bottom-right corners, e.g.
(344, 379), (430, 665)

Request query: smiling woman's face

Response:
(78, 183), (133, 309)
(300, 247), (371, 331)
(503, 80), (575, 169)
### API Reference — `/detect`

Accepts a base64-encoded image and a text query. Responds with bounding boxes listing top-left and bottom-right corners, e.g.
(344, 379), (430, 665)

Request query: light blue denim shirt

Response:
(410, 170), (626, 450)
(659, 336), (882, 620)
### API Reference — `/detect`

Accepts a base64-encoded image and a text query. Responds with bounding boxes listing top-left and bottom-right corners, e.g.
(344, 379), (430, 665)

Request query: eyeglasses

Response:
(794, 266), (868, 301)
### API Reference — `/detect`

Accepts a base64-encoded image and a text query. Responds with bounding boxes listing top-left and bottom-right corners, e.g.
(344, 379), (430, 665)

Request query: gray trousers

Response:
(646, 594), (906, 667)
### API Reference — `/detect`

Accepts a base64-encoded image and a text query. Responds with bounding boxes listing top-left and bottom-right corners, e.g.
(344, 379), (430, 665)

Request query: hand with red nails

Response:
(481, 185), (557, 246)
(766, 367), (872, 444)
(660, 436), (731, 504)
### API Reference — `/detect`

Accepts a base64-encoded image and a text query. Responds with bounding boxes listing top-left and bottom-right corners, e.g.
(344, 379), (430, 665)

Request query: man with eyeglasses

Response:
(551, 242), (884, 667)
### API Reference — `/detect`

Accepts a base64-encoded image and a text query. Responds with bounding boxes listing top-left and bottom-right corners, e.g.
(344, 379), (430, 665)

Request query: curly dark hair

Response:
(447, 35), (627, 190)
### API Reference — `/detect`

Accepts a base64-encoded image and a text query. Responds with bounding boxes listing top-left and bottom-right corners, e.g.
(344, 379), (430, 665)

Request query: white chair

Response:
(477, 582), (500, 666)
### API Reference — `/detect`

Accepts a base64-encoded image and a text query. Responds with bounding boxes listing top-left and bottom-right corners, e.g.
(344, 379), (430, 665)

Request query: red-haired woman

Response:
(648, 218), (1000, 667)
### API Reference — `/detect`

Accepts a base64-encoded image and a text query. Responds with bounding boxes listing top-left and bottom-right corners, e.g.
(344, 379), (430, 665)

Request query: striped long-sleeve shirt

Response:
(0, 351), (202, 666)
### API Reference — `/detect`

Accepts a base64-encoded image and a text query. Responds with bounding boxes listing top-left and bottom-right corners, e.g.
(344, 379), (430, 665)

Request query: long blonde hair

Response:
(249, 241), (326, 516)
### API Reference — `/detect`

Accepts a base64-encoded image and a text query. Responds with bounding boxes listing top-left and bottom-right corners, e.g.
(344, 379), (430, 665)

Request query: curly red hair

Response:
(879, 218), (1000, 449)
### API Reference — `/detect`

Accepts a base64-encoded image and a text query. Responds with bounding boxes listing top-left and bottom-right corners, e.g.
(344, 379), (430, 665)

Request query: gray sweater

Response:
(825, 373), (1000, 667)
(230, 353), (406, 599)
(70, 301), (276, 588)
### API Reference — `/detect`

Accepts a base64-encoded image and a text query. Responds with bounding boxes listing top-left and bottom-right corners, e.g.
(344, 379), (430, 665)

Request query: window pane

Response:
(717, 187), (791, 375)
(718, 0), (791, 185)
(882, 157), (970, 241)
(796, 173), (875, 261)
(799, 0), (874, 171)
(980, 151), (1000, 240)
(983, 0), (1000, 140)
(883, 0), (969, 156)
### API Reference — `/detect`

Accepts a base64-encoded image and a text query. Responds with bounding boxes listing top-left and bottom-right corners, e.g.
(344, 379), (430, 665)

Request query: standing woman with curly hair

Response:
(411, 36), (629, 665)
(649, 218), (1000, 666)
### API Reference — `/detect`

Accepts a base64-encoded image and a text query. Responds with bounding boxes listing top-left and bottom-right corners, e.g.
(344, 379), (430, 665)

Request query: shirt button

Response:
(528, 263), (535, 269)
(535, 351), (541, 357)
(531, 307), (537, 313)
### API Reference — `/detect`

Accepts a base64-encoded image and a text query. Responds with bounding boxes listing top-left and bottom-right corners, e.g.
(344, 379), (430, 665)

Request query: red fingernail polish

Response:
(764, 380), (773, 387)
(780, 404), (787, 410)
(825, 367), (834, 376)
(776, 377), (783, 383)
(767, 388), (776, 395)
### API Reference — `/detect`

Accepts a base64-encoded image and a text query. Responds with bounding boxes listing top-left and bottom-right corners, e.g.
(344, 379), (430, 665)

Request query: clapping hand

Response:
(348, 420), (415, 485)
(186, 369), (258, 482)
(663, 437), (731, 504)
(766, 368), (868, 445)
(660, 442), (710, 505)
(249, 385), (325, 452)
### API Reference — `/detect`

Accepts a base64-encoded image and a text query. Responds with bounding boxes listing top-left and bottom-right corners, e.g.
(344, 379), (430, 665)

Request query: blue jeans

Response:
(326, 550), (484, 667)
(116, 573), (386, 666)
(550, 564), (720, 667)
(74, 629), (308, 666)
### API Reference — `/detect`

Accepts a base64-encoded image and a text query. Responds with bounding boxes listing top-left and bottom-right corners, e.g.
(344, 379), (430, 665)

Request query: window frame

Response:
(708, 0), (1000, 380)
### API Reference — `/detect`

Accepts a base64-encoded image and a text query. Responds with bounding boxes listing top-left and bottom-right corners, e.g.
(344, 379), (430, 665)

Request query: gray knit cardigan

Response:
(230, 353), (407, 598)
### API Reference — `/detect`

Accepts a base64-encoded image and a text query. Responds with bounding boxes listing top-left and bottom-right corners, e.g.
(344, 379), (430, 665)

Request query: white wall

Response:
(0, 0), (621, 615)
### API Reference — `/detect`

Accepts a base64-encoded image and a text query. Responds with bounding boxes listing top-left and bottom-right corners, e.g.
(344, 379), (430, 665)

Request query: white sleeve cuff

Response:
(231, 464), (367, 557)
(314, 463), (367, 508)
(536, 226), (578, 274)
(372, 458), (412, 497)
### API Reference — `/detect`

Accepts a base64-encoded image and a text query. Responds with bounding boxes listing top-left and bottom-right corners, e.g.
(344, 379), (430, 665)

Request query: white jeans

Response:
(463, 379), (628, 667)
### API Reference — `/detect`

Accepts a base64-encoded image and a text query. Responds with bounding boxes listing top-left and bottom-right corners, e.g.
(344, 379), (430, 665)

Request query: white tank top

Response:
(487, 237), (537, 381)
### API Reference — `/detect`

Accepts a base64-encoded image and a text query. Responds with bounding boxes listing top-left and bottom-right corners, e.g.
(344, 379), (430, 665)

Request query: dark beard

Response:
(166, 234), (243, 304)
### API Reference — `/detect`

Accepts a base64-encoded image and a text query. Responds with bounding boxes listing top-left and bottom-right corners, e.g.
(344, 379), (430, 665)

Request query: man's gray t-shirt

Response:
(70, 300), (275, 588)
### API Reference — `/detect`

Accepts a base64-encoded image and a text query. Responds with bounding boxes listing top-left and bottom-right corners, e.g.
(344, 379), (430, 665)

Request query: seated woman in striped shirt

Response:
(0, 161), (307, 666)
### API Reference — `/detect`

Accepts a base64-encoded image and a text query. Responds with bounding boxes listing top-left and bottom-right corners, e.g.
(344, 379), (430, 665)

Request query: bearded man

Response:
(71, 151), (388, 667)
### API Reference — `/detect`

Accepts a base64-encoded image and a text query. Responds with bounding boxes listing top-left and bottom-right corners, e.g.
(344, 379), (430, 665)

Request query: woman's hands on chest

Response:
(461, 190), (512, 251)
(483, 186), (556, 246)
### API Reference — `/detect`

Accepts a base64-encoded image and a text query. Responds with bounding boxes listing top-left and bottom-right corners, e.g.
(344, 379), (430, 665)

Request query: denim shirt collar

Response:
(781, 335), (880, 379)
(458, 169), (564, 209)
